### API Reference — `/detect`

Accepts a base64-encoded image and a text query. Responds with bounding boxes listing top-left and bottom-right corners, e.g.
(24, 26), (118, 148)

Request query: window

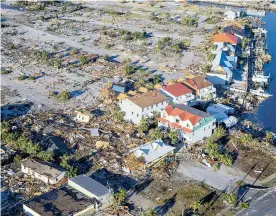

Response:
(82, 117), (84, 120)
(142, 108), (144, 112)
(132, 112), (134, 115)
(137, 114), (139, 117)
(151, 105), (153, 108)
(186, 123), (189, 128)
(176, 119), (179, 123)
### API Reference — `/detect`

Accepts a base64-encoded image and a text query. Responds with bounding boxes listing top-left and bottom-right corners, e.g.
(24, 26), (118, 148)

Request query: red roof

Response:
(164, 105), (201, 126)
(158, 117), (169, 124)
(170, 122), (182, 129)
(213, 33), (238, 45)
(182, 127), (193, 133)
(162, 83), (192, 97)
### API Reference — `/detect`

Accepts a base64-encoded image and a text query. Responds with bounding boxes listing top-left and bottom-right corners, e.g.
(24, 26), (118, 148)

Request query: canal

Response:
(189, 2), (276, 132)
(253, 12), (276, 132)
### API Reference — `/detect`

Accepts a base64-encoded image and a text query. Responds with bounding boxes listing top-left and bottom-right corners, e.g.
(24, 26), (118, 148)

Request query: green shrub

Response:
(1, 68), (12, 74)
(181, 16), (198, 27)
(58, 90), (71, 101)
(18, 75), (28, 80)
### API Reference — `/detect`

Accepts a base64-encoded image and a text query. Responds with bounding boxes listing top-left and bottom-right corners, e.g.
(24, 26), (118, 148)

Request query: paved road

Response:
(177, 160), (256, 191)
(236, 188), (276, 216)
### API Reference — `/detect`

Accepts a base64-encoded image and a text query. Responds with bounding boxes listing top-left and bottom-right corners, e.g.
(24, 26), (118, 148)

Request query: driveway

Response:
(177, 160), (255, 191)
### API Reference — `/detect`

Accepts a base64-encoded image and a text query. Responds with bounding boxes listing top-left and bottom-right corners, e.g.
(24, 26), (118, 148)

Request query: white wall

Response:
(207, 73), (229, 85)
(68, 179), (112, 206)
(23, 205), (41, 216)
(119, 99), (169, 124)
(21, 164), (65, 185)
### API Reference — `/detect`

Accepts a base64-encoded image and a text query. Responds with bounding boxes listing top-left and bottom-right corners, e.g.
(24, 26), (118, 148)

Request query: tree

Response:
(224, 192), (237, 205)
(219, 154), (233, 166)
(190, 200), (201, 212)
(153, 74), (162, 85)
(168, 130), (178, 144)
(265, 131), (274, 143)
(212, 126), (225, 140)
(239, 133), (253, 145)
(122, 57), (131, 65)
(149, 128), (164, 140)
(240, 202), (249, 209)
(143, 209), (157, 216)
(13, 155), (22, 163)
(138, 117), (150, 134)
(113, 188), (127, 206)
(54, 59), (61, 69)
(60, 154), (70, 169)
(111, 108), (124, 123)
(58, 90), (71, 101)
(104, 55), (109, 61)
(124, 64), (136, 75)
(241, 38), (248, 49)
(65, 166), (78, 178)
(37, 151), (54, 161)
(79, 55), (88, 65)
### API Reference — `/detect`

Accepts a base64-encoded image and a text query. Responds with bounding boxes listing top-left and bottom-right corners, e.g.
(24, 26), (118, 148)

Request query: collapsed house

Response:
(21, 159), (66, 185)
(132, 139), (175, 167)
(23, 175), (112, 216)
(158, 105), (216, 144)
(23, 186), (99, 216)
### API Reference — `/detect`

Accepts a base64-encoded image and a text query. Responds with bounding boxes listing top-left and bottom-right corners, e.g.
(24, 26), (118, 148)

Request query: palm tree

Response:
(113, 188), (127, 206)
(190, 201), (201, 213)
(168, 130), (178, 144)
(149, 128), (164, 140)
(239, 133), (253, 145)
(37, 151), (54, 161)
(138, 117), (149, 134)
(65, 166), (78, 178)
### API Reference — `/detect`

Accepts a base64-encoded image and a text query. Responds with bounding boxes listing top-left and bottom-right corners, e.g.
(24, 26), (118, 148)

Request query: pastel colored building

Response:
(158, 105), (216, 144)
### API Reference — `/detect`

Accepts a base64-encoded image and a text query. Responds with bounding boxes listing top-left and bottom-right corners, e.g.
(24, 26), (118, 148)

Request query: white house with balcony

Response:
(158, 104), (216, 144)
(183, 76), (216, 101)
(119, 90), (169, 124)
(21, 159), (66, 185)
(159, 83), (196, 105)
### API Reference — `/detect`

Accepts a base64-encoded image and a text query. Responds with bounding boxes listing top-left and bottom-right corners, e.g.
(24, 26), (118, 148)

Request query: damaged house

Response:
(132, 139), (175, 167)
(21, 159), (66, 185)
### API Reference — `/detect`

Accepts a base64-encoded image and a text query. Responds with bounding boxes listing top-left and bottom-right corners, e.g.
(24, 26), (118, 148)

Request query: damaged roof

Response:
(183, 76), (212, 90)
(21, 159), (66, 179)
(129, 90), (168, 108)
(23, 186), (98, 216)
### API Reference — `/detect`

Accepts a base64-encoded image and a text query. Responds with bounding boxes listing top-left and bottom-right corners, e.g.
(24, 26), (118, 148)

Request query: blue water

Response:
(253, 12), (276, 132)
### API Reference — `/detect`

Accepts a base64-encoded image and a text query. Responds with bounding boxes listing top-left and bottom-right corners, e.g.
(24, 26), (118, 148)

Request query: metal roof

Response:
(112, 84), (126, 93)
(69, 175), (110, 198)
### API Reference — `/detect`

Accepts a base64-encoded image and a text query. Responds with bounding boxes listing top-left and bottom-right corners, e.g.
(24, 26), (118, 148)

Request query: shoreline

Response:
(189, 0), (276, 12)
